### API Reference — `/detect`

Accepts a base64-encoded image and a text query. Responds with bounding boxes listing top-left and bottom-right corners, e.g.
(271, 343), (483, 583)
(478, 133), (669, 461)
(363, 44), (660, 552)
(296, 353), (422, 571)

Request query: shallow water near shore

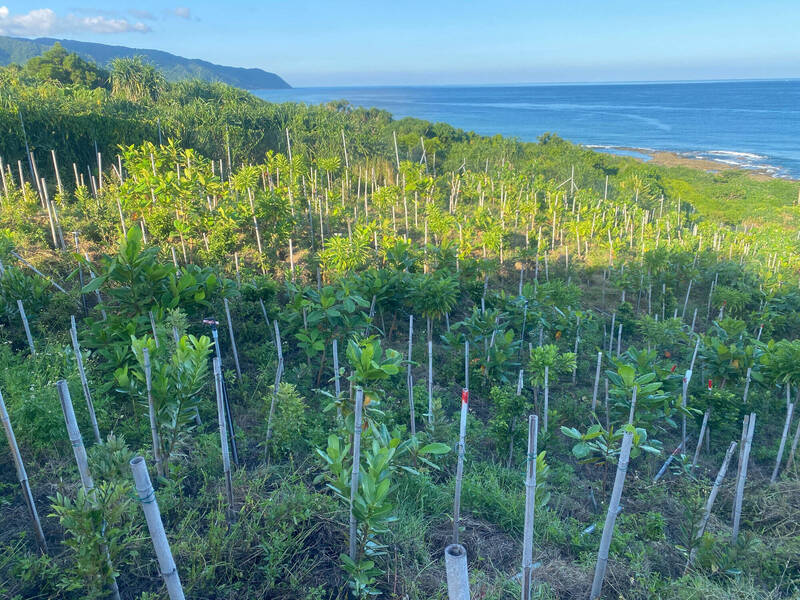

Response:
(255, 79), (800, 178)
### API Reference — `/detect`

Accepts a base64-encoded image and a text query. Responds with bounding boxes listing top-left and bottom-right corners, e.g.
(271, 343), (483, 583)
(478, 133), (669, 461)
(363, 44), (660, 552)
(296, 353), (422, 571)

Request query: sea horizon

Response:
(255, 79), (800, 179)
(266, 76), (800, 90)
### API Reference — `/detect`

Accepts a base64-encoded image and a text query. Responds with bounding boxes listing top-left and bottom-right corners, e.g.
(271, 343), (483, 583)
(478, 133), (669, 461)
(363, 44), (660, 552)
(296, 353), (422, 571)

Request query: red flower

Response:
(671, 364), (677, 373)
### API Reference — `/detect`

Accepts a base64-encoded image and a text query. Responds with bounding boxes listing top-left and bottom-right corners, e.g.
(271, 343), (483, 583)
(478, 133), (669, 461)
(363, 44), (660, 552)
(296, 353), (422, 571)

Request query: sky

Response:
(2, 1), (800, 87)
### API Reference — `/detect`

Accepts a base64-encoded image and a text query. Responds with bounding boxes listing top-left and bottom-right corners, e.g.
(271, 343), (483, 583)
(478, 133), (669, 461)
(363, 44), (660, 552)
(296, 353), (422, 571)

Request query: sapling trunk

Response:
(70, 316), (101, 445)
(0, 388), (47, 553)
(142, 349), (164, 477)
(213, 358), (234, 519)
(591, 351), (602, 413)
(732, 412), (756, 542)
(691, 409), (710, 470)
(453, 389), (469, 544)
(223, 298), (242, 381)
(590, 431), (634, 600)
(17, 300), (35, 355)
(686, 441), (737, 571)
(130, 456), (185, 600)
(349, 388), (364, 561)
(521, 414), (539, 600)
(444, 544), (470, 600)
(616, 323), (622, 358)
(770, 402), (794, 483)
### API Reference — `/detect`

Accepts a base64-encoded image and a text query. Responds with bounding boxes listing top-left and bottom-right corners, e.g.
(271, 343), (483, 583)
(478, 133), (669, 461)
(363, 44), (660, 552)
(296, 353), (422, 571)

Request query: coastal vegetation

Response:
(0, 59), (799, 599)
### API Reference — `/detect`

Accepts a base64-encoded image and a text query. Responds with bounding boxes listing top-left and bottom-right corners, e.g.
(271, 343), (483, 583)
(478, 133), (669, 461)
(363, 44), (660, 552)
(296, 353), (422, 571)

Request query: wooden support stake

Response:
(0, 388), (47, 553)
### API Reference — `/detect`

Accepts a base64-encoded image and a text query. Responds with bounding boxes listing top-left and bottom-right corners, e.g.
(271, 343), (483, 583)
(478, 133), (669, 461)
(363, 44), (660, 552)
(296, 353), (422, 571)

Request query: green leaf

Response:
(418, 443), (450, 455)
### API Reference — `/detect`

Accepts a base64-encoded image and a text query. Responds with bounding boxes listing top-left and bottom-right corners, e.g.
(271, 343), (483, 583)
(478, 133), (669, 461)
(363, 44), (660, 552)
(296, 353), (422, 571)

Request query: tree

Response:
(24, 43), (109, 88)
(408, 273), (459, 343)
(109, 56), (166, 102)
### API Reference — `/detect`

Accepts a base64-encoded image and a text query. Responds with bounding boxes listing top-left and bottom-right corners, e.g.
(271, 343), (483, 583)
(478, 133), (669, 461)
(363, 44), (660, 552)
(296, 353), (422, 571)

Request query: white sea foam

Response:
(680, 149), (787, 176)
(703, 150), (767, 160)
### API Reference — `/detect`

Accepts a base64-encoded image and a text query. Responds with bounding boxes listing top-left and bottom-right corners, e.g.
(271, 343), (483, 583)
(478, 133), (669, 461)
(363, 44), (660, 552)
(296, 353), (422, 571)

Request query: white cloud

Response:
(0, 6), (151, 36)
(172, 7), (191, 19)
(128, 9), (156, 21)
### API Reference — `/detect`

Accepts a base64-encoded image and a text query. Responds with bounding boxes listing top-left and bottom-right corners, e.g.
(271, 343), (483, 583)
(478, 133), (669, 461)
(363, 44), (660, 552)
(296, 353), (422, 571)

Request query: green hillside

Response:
(0, 35), (290, 89)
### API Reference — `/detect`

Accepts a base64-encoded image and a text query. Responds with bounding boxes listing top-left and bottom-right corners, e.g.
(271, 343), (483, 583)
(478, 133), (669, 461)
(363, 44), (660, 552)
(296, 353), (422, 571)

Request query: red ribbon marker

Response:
(708, 379), (713, 390)
(461, 389), (469, 405)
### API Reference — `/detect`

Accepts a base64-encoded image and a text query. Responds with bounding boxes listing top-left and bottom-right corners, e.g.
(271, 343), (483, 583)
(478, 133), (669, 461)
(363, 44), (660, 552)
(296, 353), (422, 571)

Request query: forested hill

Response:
(0, 35), (290, 89)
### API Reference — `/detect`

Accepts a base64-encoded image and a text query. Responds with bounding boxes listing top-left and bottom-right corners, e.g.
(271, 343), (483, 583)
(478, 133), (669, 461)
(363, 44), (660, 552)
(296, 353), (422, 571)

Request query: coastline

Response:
(592, 145), (794, 181)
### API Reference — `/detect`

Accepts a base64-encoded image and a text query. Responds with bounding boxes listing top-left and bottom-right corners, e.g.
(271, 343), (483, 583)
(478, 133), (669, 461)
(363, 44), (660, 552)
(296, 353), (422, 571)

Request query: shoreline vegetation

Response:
(0, 52), (799, 600)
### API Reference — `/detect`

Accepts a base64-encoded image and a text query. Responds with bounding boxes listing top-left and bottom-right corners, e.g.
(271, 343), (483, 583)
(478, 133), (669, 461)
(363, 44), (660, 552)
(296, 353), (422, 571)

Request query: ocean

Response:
(254, 80), (800, 179)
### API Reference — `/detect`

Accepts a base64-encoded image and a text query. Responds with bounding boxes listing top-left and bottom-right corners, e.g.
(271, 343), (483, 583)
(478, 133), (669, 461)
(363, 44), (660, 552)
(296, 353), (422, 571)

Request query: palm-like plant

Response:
(408, 274), (459, 343)
(109, 56), (166, 102)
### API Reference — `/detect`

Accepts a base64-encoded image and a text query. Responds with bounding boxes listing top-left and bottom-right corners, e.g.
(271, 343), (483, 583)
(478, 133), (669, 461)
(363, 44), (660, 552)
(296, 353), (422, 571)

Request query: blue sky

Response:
(2, 1), (800, 86)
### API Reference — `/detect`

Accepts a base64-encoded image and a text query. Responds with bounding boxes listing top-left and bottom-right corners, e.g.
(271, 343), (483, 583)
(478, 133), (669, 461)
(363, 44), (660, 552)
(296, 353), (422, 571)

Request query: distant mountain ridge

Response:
(0, 35), (290, 89)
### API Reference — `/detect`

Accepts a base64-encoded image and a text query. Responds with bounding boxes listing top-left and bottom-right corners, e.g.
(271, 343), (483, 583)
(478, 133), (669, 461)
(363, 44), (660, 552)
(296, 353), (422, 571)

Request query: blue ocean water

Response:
(254, 80), (800, 178)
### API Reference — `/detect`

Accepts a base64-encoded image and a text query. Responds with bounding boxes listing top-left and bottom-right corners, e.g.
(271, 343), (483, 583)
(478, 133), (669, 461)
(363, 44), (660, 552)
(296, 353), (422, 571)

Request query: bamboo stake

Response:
(770, 402), (794, 483)
(0, 387), (47, 553)
(691, 409), (710, 471)
(427, 339), (434, 425)
(589, 431), (634, 600)
(213, 358), (234, 519)
(265, 320), (284, 445)
(453, 388), (469, 544)
(17, 300), (35, 355)
(149, 311), (160, 348)
(332, 338), (341, 397)
(223, 298), (242, 381)
(788, 391), (800, 469)
(521, 414), (539, 600)
(408, 315), (416, 436)
(70, 316), (101, 445)
(57, 381), (120, 599)
(143, 349), (164, 478)
(349, 388), (364, 561)
(130, 457), (186, 600)
(591, 352), (602, 413)
(11, 252), (68, 293)
(732, 412), (756, 542)
(686, 441), (737, 571)
(543, 366), (549, 433)
(57, 380), (93, 488)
